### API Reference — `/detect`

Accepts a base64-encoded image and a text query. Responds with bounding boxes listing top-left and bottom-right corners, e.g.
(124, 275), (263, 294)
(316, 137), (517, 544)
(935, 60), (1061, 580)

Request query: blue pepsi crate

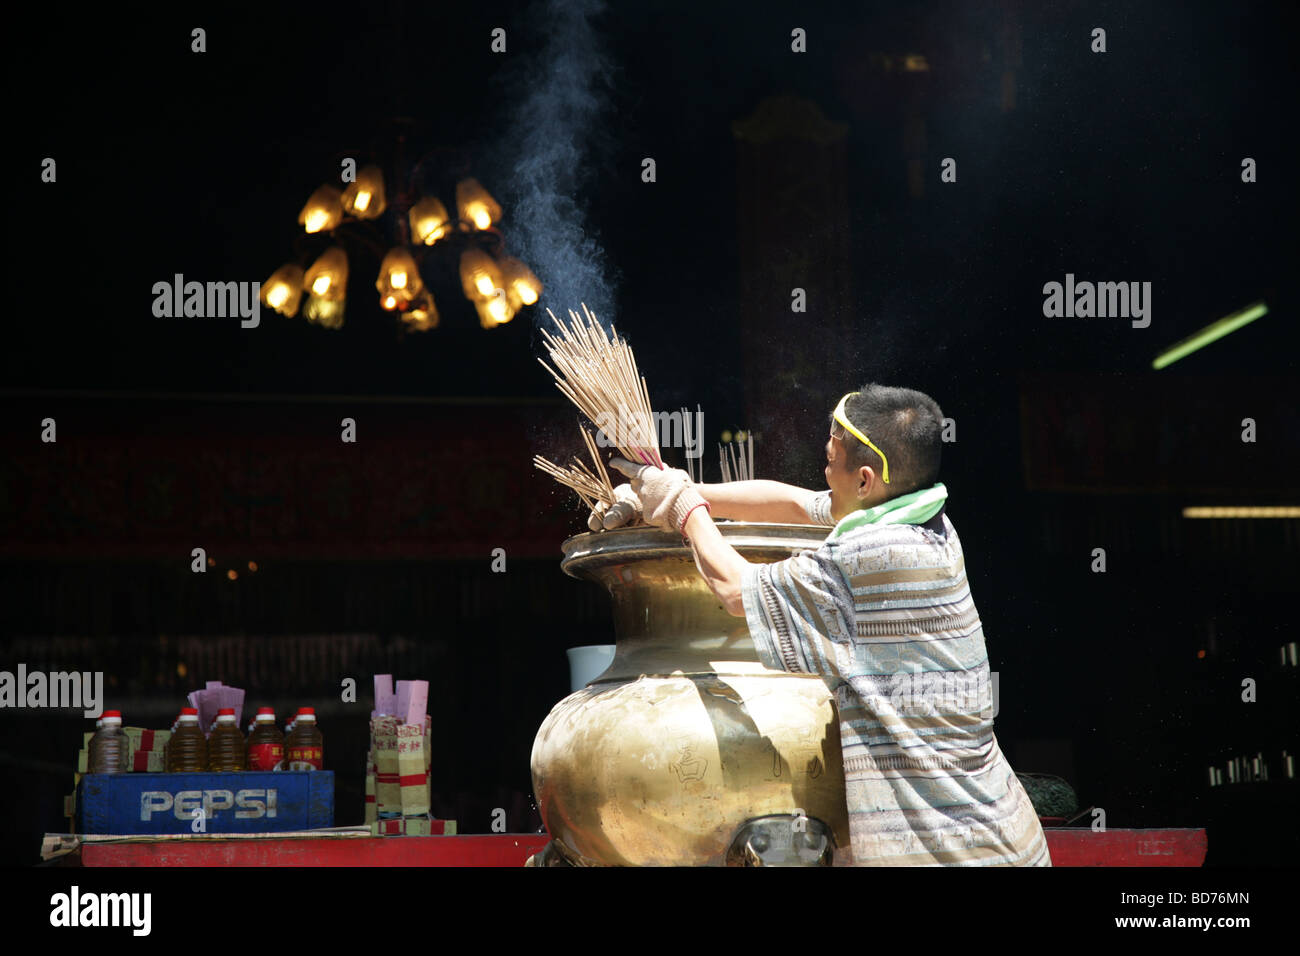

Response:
(76, 771), (334, 835)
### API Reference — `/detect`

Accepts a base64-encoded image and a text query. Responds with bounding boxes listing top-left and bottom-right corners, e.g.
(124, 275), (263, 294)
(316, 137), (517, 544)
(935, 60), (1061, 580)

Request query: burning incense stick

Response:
(580, 425), (614, 497)
(533, 421), (618, 508)
(717, 433), (756, 482)
(680, 405), (699, 483)
(538, 305), (663, 469)
(533, 454), (616, 508)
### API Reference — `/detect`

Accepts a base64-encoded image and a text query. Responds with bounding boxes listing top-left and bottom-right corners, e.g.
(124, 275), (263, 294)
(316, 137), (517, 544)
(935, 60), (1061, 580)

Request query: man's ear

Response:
(856, 466), (874, 499)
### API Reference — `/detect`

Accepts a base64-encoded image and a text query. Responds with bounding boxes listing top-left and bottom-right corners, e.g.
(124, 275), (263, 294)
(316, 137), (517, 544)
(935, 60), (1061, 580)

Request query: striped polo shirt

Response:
(740, 497), (1050, 867)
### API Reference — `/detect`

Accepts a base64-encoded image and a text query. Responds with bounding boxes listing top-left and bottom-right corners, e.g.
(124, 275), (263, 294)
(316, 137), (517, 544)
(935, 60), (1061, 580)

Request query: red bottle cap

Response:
(102, 710), (121, 718)
(218, 708), (235, 716)
(257, 707), (275, 716)
(181, 707), (198, 715)
(298, 707), (315, 716)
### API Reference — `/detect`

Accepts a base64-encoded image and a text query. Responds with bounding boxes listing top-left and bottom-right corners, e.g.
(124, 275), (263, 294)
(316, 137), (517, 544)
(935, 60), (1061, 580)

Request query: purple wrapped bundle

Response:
(371, 676), (427, 725)
(373, 674), (395, 718)
(186, 681), (246, 732)
(399, 680), (428, 727)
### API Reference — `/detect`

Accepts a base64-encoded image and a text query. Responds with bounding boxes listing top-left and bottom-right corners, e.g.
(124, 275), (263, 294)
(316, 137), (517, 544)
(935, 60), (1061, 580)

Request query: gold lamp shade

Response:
(304, 247), (349, 301)
(262, 264), (305, 317)
(298, 185), (344, 234)
(402, 289), (440, 331)
(474, 293), (514, 328)
(409, 196), (451, 245)
(303, 292), (345, 329)
(375, 247), (422, 305)
(456, 178), (502, 230)
(341, 165), (387, 219)
(498, 256), (542, 310)
(459, 248), (504, 302)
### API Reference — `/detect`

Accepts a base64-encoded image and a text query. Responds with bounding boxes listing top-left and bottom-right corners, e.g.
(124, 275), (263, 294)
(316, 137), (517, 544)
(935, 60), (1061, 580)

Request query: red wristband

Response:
(679, 500), (712, 538)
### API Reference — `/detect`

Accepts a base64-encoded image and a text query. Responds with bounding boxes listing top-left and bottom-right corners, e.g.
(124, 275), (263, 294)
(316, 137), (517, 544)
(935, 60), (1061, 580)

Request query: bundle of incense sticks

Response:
(718, 434), (755, 482)
(533, 426), (616, 508)
(538, 304), (664, 469)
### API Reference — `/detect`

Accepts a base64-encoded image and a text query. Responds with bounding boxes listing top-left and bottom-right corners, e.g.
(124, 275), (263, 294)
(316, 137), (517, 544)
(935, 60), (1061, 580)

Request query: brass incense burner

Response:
(529, 523), (849, 866)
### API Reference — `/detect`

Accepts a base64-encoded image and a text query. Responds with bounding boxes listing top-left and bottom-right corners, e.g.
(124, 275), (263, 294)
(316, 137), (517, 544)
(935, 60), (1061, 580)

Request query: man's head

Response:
(824, 383), (944, 519)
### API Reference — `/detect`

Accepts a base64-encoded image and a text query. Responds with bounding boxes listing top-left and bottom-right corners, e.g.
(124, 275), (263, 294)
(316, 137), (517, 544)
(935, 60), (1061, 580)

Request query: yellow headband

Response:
(832, 392), (890, 484)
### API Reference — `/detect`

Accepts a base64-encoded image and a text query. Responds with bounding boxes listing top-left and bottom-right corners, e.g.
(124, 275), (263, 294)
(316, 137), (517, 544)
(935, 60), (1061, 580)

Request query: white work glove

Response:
(609, 457), (711, 536)
(587, 483), (643, 531)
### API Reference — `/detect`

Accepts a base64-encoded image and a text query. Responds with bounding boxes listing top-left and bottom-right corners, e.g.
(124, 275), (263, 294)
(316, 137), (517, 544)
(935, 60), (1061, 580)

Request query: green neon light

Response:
(1152, 302), (1268, 370)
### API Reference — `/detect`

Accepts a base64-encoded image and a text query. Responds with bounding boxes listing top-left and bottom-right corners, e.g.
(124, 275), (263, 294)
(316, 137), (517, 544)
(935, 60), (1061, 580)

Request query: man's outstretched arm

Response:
(694, 480), (826, 525)
(604, 458), (820, 618)
(683, 507), (751, 616)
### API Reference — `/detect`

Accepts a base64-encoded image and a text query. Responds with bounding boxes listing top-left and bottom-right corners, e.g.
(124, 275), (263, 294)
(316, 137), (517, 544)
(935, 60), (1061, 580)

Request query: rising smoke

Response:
(498, 0), (616, 331)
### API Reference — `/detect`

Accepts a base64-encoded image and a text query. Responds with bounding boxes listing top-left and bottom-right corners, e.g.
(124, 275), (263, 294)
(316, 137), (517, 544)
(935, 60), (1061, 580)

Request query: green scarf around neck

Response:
(829, 482), (948, 539)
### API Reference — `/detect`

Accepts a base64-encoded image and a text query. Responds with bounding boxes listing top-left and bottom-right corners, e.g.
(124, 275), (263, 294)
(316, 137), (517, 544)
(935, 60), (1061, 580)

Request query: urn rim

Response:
(559, 521), (831, 579)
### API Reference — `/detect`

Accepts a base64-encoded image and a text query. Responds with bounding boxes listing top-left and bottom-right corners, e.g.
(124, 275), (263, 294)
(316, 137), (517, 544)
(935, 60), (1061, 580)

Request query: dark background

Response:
(3, 0), (1297, 867)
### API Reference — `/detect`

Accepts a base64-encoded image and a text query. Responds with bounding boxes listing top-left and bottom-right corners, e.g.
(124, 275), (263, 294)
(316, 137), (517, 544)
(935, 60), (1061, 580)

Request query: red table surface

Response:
(71, 828), (1206, 867)
(1042, 828), (1207, 867)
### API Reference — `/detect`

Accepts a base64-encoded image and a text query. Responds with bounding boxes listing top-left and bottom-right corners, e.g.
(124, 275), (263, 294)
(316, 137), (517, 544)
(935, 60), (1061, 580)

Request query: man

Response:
(596, 383), (1050, 867)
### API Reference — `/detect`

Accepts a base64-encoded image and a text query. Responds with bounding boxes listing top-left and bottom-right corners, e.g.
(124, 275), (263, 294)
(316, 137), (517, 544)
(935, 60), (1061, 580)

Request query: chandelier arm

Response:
(461, 225), (506, 255)
(328, 220), (390, 258)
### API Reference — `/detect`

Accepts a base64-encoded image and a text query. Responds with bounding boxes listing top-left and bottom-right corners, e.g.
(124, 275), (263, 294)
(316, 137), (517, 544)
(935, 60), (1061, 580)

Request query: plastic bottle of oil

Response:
(207, 708), (246, 771)
(88, 710), (129, 773)
(245, 707), (285, 771)
(167, 707), (208, 772)
(285, 707), (324, 770)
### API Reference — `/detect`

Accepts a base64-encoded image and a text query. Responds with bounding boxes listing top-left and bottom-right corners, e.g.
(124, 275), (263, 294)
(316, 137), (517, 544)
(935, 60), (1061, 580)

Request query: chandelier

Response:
(261, 149), (542, 333)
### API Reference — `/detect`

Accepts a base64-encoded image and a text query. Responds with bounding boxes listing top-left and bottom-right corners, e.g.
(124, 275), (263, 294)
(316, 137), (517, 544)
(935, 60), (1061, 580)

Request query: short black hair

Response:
(830, 383), (944, 496)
